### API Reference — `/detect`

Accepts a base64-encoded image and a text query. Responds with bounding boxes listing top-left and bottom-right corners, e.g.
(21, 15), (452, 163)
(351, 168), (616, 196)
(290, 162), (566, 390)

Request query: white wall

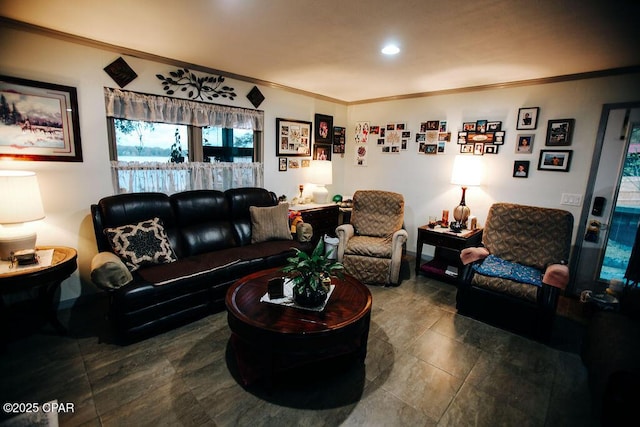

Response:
(2, 24), (640, 306)
(0, 25), (347, 305)
(345, 75), (640, 258)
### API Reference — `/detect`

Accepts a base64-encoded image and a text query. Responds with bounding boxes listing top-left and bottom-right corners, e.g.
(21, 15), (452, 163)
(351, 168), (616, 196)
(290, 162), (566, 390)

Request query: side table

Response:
(0, 246), (77, 336)
(415, 226), (483, 282)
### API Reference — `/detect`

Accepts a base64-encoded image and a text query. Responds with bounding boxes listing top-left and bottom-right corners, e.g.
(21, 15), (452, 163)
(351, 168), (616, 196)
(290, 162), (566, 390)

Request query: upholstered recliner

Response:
(336, 190), (407, 285)
(457, 202), (573, 340)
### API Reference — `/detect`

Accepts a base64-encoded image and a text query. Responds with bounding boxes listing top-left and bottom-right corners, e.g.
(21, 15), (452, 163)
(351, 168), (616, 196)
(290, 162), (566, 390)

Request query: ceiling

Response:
(2, 0), (639, 103)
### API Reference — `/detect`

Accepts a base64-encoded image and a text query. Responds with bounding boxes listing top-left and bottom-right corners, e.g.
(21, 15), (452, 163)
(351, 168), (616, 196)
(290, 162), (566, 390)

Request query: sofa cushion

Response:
(105, 217), (177, 271)
(250, 203), (293, 243)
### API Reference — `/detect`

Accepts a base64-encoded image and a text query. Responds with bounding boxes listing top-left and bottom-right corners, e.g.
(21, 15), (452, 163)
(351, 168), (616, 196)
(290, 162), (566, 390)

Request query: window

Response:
(105, 88), (264, 194)
(114, 119), (189, 162)
(203, 127), (254, 163)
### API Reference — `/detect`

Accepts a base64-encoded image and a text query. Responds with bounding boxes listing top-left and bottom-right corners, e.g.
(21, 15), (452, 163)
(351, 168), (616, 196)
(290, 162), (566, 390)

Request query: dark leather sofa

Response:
(90, 187), (308, 343)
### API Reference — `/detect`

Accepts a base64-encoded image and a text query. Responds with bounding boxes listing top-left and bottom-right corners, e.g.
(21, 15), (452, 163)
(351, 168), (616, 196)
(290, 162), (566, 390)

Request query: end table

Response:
(0, 246), (77, 336)
(415, 226), (483, 282)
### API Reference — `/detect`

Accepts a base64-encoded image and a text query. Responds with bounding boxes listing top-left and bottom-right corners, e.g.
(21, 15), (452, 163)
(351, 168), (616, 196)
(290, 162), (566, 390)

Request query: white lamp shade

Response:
(309, 160), (333, 185)
(0, 171), (45, 224)
(451, 156), (483, 187)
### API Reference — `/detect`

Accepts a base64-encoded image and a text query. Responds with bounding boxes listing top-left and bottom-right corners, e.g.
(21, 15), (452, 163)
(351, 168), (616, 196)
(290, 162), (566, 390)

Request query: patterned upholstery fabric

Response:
(482, 203), (572, 270)
(351, 191), (404, 237)
(337, 190), (407, 285)
(345, 235), (393, 258)
(471, 203), (573, 301)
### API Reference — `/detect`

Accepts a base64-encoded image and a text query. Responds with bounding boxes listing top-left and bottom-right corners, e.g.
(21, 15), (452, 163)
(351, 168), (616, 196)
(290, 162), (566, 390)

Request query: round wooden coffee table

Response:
(226, 267), (372, 386)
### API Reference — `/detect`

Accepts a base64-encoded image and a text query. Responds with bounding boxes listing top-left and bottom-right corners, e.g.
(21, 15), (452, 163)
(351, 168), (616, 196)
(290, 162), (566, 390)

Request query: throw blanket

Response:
(473, 254), (543, 287)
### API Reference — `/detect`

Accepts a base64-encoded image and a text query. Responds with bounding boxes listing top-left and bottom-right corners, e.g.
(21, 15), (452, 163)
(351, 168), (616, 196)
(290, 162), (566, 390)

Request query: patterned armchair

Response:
(336, 190), (408, 285)
(457, 202), (573, 340)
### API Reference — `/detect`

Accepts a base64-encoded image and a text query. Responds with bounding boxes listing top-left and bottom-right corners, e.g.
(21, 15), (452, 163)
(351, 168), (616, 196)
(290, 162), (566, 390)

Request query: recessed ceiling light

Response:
(381, 44), (400, 55)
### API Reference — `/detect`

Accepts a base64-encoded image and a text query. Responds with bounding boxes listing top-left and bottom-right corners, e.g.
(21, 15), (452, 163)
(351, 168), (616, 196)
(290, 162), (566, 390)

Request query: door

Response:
(572, 103), (640, 294)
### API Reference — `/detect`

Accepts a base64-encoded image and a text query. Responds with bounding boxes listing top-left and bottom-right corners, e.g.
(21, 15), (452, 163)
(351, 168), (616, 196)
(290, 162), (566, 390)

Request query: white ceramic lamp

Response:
(310, 160), (333, 204)
(0, 171), (45, 260)
(450, 156), (482, 228)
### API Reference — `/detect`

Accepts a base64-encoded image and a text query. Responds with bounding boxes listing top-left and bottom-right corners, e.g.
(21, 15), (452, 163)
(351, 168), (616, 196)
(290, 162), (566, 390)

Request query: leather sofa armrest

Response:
(91, 252), (133, 290)
(460, 247), (490, 266)
(336, 224), (354, 262)
(542, 263), (570, 290)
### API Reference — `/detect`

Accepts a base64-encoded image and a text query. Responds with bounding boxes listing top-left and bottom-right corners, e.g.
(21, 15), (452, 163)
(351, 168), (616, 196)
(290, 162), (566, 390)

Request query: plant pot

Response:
(293, 285), (328, 308)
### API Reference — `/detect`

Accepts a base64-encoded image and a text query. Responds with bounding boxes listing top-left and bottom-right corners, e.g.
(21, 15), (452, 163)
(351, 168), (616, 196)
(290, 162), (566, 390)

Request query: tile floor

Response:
(0, 268), (598, 426)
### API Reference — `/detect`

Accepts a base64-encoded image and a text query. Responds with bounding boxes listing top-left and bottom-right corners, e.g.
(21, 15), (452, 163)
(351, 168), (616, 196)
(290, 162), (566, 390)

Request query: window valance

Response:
(104, 88), (263, 130)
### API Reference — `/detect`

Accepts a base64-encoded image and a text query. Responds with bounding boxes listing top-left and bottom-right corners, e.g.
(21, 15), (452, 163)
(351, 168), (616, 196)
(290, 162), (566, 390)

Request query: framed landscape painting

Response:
(0, 75), (83, 161)
(276, 118), (312, 157)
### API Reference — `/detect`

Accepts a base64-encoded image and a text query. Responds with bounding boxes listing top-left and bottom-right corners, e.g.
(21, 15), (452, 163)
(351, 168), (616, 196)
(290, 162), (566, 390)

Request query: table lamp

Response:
(0, 171), (45, 260)
(450, 156), (482, 229)
(310, 160), (333, 203)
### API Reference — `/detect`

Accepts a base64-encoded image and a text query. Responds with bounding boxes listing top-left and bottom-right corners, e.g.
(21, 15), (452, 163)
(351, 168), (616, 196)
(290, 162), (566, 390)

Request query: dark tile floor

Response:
(0, 268), (598, 426)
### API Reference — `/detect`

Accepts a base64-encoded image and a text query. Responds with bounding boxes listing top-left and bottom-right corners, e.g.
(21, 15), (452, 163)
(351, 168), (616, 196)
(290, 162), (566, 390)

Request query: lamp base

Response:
(313, 185), (329, 204)
(0, 232), (37, 260)
(453, 204), (470, 228)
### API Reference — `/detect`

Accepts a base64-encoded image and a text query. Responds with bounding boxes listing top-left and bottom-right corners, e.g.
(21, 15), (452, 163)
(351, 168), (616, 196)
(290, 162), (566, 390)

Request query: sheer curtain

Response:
(105, 88), (264, 194)
(111, 161), (264, 194)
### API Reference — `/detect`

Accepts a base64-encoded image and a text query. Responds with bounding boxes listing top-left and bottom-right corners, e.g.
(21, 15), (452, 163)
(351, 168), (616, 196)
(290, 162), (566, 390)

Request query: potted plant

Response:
(282, 238), (344, 308)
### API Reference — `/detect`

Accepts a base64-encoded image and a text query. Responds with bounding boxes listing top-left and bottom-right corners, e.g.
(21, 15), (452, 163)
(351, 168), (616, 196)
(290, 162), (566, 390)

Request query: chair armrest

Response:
(460, 247), (490, 266)
(542, 263), (570, 290)
(336, 224), (354, 262)
(391, 229), (408, 251)
(90, 251), (133, 290)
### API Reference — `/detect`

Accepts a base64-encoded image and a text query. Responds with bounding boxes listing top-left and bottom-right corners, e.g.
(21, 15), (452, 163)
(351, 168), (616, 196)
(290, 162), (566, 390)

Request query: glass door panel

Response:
(600, 123), (640, 281)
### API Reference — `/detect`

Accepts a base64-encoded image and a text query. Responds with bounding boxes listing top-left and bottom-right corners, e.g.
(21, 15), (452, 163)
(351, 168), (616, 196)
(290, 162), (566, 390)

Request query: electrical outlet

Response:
(560, 193), (582, 206)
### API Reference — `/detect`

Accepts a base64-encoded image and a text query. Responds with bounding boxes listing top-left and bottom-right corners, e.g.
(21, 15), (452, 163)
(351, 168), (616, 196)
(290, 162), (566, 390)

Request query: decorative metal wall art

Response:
(156, 68), (237, 101)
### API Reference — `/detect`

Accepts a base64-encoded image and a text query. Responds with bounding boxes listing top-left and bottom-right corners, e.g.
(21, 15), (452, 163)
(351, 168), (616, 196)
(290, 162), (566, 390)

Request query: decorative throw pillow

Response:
(250, 203), (293, 244)
(104, 217), (177, 271)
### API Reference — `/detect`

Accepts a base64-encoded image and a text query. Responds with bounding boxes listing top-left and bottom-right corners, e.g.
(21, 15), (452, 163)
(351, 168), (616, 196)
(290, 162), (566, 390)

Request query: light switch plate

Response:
(560, 193), (582, 206)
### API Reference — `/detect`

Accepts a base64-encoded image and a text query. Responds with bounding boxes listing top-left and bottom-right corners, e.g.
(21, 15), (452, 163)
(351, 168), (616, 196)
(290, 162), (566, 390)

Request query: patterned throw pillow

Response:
(104, 217), (177, 272)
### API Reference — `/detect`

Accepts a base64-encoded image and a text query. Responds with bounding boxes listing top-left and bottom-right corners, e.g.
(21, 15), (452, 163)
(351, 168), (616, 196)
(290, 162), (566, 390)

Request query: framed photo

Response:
(545, 119), (575, 146)
(487, 121), (502, 132)
(476, 120), (488, 134)
(314, 143), (331, 160)
(484, 144), (498, 154)
(314, 113), (333, 143)
(463, 122), (476, 132)
(460, 143), (474, 153)
(425, 144), (437, 154)
(276, 118), (312, 157)
(516, 134), (534, 153)
(513, 160), (530, 178)
(457, 131), (467, 144)
(278, 157), (288, 171)
(0, 75), (83, 162)
(473, 142), (484, 155)
(493, 131), (505, 145)
(332, 126), (345, 153)
(538, 149), (572, 172)
(517, 107), (539, 130)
